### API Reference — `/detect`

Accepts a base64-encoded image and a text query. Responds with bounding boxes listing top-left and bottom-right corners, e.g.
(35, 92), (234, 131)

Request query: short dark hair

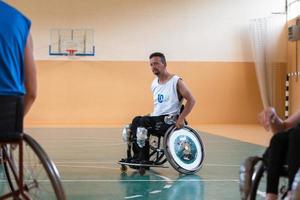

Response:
(149, 52), (166, 66)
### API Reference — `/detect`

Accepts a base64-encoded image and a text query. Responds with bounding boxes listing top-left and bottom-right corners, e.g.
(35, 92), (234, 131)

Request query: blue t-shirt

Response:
(0, 1), (31, 95)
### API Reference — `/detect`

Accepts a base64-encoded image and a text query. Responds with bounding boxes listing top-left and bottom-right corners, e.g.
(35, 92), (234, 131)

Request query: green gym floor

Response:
(0, 127), (266, 200)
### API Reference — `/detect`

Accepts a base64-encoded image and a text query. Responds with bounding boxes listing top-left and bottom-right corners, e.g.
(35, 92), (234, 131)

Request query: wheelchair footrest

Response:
(118, 160), (168, 168)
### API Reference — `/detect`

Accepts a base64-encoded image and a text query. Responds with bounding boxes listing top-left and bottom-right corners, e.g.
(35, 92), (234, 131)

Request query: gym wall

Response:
(287, 16), (300, 115)
(5, 0), (287, 127)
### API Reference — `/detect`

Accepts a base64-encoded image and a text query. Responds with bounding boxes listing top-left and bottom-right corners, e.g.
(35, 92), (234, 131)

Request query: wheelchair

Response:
(0, 96), (65, 199)
(0, 132), (66, 200)
(239, 156), (290, 200)
(119, 124), (205, 175)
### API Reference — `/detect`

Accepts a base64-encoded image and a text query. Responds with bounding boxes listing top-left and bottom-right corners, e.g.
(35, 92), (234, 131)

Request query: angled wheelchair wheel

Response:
(3, 134), (66, 200)
(239, 156), (262, 200)
(248, 160), (267, 200)
(291, 169), (300, 199)
(163, 126), (205, 174)
(249, 160), (289, 200)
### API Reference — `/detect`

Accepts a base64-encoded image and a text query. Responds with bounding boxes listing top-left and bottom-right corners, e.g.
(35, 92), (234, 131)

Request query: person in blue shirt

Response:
(0, 1), (37, 133)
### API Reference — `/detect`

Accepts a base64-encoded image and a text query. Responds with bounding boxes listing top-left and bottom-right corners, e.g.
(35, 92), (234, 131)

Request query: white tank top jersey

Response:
(151, 75), (182, 116)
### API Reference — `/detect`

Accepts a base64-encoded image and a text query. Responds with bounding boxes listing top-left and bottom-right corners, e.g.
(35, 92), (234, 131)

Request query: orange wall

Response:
(24, 61), (263, 127)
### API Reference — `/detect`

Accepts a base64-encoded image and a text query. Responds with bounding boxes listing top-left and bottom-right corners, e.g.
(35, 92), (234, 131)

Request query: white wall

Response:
(7, 0), (286, 61)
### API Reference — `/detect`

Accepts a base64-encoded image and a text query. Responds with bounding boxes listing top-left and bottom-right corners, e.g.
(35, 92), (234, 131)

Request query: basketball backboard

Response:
(49, 29), (95, 56)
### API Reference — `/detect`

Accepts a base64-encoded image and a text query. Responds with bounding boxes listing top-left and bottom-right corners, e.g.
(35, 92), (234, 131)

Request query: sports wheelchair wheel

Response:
(291, 169), (300, 200)
(248, 160), (289, 200)
(2, 134), (66, 200)
(163, 125), (205, 174)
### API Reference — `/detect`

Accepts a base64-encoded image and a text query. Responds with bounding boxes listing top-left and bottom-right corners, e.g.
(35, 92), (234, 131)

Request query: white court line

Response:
(60, 179), (238, 182)
(164, 185), (172, 189)
(46, 143), (125, 147)
(55, 161), (118, 164)
(53, 161), (239, 167)
(56, 165), (120, 170)
(156, 174), (173, 183)
(55, 164), (239, 171)
(54, 163), (240, 172)
(204, 164), (240, 167)
(257, 190), (266, 198)
(0, 178), (238, 182)
(149, 190), (162, 194)
(124, 195), (143, 199)
(0, 179), (50, 182)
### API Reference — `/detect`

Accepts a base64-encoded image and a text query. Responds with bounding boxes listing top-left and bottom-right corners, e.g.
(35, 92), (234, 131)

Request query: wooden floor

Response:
(195, 124), (272, 146)
(26, 123), (273, 146)
(0, 124), (270, 199)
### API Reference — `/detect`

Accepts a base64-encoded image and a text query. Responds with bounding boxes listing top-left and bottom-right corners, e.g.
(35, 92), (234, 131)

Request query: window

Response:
(288, 0), (300, 20)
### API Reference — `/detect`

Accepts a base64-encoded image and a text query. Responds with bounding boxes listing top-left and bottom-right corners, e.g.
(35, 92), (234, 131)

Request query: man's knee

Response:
(131, 116), (151, 128)
(139, 116), (151, 127)
(269, 131), (288, 147)
(131, 116), (142, 126)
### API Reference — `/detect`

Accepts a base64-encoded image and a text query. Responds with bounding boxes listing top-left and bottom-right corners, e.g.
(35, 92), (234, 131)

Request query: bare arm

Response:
(23, 33), (37, 116)
(175, 79), (196, 128)
(283, 111), (300, 129)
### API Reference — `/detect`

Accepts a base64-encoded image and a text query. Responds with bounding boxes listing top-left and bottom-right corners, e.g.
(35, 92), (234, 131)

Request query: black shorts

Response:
(0, 95), (24, 133)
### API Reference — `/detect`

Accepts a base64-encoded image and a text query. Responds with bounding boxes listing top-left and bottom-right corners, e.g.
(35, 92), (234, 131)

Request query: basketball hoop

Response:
(66, 49), (77, 56)
(65, 49), (77, 60)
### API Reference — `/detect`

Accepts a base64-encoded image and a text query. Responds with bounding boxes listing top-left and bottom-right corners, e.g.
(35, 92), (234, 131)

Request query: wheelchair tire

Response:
(291, 169), (300, 200)
(249, 160), (266, 200)
(249, 160), (289, 200)
(2, 134), (66, 200)
(163, 125), (205, 174)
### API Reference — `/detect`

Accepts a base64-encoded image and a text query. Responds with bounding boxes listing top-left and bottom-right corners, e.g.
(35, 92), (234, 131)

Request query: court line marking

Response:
(54, 161), (240, 167)
(257, 190), (266, 198)
(55, 165), (121, 170)
(124, 195), (142, 199)
(58, 179), (238, 182)
(44, 143), (125, 146)
(149, 190), (162, 194)
(54, 164), (239, 171)
(156, 174), (173, 183)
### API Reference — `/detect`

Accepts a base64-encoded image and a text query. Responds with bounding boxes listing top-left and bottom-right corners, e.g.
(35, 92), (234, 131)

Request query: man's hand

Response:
(259, 107), (276, 131)
(175, 117), (185, 129)
(258, 107), (284, 133)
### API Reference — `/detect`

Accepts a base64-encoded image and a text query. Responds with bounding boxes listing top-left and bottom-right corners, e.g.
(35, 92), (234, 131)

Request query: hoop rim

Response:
(65, 49), (77, 56)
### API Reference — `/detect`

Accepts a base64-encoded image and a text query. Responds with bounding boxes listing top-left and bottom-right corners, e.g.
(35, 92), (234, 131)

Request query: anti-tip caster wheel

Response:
(139, 167), (146, 175)
(121, 165), (128, 172)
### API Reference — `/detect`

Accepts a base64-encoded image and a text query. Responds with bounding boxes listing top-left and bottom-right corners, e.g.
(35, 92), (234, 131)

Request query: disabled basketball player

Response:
(120, 52), (196, 166)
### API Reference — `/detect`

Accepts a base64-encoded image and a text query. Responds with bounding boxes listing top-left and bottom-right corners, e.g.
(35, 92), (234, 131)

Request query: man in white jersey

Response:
(126, 52), (196, 164)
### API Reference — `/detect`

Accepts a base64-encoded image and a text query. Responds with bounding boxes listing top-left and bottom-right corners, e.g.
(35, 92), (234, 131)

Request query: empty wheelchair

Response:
(239, 156), (289, 200)
(120, 124), (205, 175)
